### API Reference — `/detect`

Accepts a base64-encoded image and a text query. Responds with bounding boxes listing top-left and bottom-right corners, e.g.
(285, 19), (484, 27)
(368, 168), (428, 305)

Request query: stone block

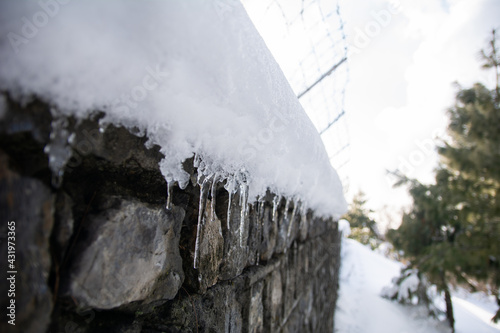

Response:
(196, 198), (224, 293)
(66, 198), (185, 309)
(247, 280), (264, 333)
(219, 191), (248, 281)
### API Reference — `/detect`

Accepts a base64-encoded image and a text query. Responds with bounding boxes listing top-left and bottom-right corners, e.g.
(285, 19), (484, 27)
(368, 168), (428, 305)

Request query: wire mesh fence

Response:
(242, 0), (351, 189)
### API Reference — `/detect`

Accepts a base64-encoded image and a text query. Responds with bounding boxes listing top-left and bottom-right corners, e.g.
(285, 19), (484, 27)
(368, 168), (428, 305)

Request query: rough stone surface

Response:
(248, 281), (264, 333)
(0, 151), (54, 333)
(66, 198), (185, 309)
(0, 96), (342, 333)
(259, 204), (277, 261)
(196, 198), (224, 293)
(219, 191), (249, 281)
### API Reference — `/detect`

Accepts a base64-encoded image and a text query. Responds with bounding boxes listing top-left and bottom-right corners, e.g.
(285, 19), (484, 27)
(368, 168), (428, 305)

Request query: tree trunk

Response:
(442, 280), (455, 332)
(493, 295), (500, 323)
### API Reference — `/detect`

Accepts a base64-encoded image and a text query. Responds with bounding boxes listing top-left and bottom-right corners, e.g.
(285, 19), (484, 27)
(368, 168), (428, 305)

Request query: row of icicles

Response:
(165, 162), (309, 270)
(43, 119), (310, 271)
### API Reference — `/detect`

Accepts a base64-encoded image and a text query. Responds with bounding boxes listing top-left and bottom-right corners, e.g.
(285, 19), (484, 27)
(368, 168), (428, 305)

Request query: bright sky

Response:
(243, 0), (500, 231)
(340, 0), (499, 230)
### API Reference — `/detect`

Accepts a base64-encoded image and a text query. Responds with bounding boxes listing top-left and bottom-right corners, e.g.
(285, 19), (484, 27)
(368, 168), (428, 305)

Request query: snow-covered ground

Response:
(335, 238), (500, 333)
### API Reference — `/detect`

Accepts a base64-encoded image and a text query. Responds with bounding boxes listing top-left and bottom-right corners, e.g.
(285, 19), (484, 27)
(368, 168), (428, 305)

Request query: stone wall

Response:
(0, 96), (341, 333)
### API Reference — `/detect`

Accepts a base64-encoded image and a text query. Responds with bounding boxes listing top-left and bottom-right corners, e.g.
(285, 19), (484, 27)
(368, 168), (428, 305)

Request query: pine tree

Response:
(480, 29), (500, 99)
(388, 30), (500, 329)
(438, 29), (500, 322)
(387, 173), (460, 330)
(342, 190), (380, 246)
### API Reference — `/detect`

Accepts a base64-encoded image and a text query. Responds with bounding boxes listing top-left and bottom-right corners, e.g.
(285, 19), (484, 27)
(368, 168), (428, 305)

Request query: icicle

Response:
(256, 200), (265, 266)
(225, 176), (237, 230)
(239, 181), (249, 247)
(166, 180), (174, 210)
(196, 168), (204, 185)
(272, 195), (281, 225)
(282, 197), (292, 253)
(210, 173), (218, 222)
(193, 175), (211, 269)
(44, 116), (72, 188)
(284, 198), (291, 229)
(284, 197), (291, 219)
(300, 201), (308, 239)
(287, 199), (299, 240)
(272, 193), (281, 245)
(193, 153), (201, 168)
(227, 190), (233, 230)
(300, 201), (307, 223)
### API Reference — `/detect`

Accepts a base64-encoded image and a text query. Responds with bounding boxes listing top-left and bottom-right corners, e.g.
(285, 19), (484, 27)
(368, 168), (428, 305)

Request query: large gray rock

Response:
(66, 198), (185, 309)
(0, 151), (54, 333)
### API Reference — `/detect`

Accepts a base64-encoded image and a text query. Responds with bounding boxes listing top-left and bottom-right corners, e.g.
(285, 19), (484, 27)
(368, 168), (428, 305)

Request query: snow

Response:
(0, 0), (346, 218)
(335, 238), (500, 333)
(380, 269), (420, 303)
(397, 272), (419, 303)
(338, 218), (351, 237)
(374, 241), (396, 259)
